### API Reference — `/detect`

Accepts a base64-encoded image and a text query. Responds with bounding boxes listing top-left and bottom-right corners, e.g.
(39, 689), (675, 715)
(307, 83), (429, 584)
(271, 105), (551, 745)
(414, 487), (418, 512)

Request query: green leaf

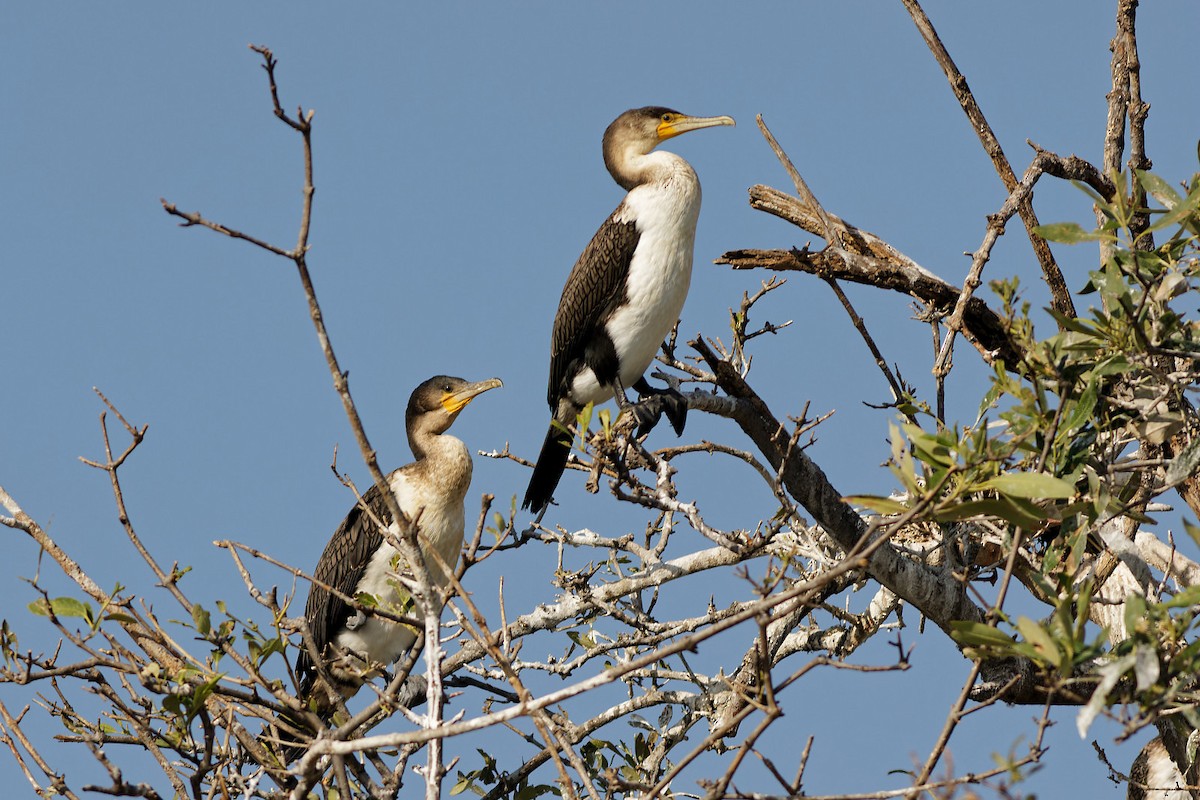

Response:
(29, 597), (95, 625)
(191, 603), (211, 636)
(1034, 222), (1106, 244)
(1166, 439), (1200, 488)
(1015, 616), (1062, 669)
(1060, 379), (1099, 435)
(566, 631), (596, 649)
(982, 472), (1076, 500)
(1078, 653), (1136, 738)
(1164, 583), (1200, 609)
(597, 407), (612, 438)
(1124, 594), (1147, 638)
(187, 674), (222, 723)
(575, 402), (594, 444)
(950, 621), (1017, 649)
(1046, 308), (1097, 335)
(932, 498), (1016, 523)
(1150, 182), (1200, 232)
(1093, 354), (1133, 377)
(845, 494), (910, 515)
(1133, 644), (1160, 692)
(1136, 169), (1183, 209)
(993, 496), (1050, 529)
(906, 425), (956, 469)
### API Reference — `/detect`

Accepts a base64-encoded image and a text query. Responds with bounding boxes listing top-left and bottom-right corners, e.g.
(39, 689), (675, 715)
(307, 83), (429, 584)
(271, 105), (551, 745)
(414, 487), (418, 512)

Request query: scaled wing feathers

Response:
(547, 210), (640, 405)
(296, 483), (391, 688)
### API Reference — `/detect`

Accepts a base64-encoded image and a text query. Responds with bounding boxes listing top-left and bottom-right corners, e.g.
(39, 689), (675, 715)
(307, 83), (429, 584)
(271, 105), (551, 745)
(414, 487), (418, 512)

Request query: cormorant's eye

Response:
(442, 384), (452, 392)
(661, 113), (673, 122)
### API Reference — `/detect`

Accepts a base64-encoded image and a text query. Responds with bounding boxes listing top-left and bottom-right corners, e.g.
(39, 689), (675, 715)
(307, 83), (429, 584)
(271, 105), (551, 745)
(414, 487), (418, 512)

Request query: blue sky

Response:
(3, 3), (1197, 796)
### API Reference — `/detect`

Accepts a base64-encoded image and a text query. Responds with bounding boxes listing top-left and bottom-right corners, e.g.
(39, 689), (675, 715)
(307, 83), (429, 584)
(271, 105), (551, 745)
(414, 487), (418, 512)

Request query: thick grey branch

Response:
(718, 185), (1022, 367)
(689, 338), (984, 635)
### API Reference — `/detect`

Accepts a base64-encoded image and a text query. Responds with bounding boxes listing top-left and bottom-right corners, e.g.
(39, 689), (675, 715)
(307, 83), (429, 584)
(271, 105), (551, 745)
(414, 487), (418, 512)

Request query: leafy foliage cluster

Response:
(863, 162), (1200, 744)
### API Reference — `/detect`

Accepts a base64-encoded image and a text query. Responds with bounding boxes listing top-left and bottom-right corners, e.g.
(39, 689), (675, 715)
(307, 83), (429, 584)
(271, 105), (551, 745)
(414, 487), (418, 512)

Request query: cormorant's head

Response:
(602, 107), (735, 190)
(406, 375), (503, 438)
(604, 107), (735, 154)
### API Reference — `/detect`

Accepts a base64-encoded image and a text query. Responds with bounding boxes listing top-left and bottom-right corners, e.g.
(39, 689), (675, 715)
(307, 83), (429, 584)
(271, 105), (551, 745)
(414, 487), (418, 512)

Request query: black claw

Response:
(631, 401), (662, 437)
(629, 379), (688, 438)
(662, 393), (688, 436)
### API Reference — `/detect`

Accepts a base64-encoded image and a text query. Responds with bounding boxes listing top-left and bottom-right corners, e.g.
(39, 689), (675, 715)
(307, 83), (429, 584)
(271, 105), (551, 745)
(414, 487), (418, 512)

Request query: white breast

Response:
(572, 155), (702, 405)
(334, 455), (468, 666)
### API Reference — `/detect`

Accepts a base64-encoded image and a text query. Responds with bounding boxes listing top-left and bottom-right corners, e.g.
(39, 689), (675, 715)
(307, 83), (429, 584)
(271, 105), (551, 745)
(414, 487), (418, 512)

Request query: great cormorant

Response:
(291, 375), (501, 726)
(522, 106), (734, 513)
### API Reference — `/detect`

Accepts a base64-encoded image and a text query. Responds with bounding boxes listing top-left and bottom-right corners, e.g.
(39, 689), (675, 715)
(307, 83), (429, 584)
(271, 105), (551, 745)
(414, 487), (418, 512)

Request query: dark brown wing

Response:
(546, 208), (640, 406)
(295, 481), (392, 691)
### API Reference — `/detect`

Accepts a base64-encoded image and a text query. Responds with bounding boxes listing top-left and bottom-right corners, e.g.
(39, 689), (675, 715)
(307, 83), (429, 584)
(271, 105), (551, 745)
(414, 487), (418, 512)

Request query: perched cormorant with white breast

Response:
(522, 106), (734, 513)
(283, 375), (501, 747)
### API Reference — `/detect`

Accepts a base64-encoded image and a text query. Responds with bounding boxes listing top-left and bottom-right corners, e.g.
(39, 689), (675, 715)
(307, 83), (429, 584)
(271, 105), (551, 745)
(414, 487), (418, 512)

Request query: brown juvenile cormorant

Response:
(286, 375), (501, 744)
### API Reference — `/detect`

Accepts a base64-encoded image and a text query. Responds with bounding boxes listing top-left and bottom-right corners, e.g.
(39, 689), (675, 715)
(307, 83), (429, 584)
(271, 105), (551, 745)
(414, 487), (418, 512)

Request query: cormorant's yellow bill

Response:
(442, 377), (503, 415)
(656, 112), (736, 142)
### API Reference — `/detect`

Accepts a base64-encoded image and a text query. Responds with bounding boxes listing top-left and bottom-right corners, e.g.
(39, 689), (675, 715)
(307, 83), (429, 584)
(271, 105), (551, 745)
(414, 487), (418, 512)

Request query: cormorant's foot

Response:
(659, 390), (688, 436)
(627, 392), (688, 438)
(629, 400), (664, 438)
(632, 382), (688, 437)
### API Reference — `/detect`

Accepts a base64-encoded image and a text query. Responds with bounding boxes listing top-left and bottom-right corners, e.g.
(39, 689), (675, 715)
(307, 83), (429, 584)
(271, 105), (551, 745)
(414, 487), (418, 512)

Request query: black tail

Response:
(259, 704), (316, 773)
(523, 418), (573, 512)
(258, 657), (333, 767)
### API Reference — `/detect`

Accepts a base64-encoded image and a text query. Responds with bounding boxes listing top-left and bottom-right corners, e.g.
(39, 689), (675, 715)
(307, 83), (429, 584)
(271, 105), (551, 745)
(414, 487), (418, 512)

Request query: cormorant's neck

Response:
(406, 428), (473, 501)
(604, 142), (690, 193)
(408, 426), (459, 463)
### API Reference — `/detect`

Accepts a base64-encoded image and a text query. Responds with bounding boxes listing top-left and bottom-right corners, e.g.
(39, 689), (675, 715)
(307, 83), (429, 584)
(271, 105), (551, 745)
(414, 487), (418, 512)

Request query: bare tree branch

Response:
(899, 0), (1076, 321)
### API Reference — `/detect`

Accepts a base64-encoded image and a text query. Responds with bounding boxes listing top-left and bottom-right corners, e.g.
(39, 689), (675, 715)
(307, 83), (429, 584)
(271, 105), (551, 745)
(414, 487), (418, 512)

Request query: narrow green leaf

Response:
(1015, 616), (1062, 669)
(31, 597), (94, 624)
(1046, 308), (1097, 335)
(1069, 178), (1109, 207)
(844, 495), (910, 515)
(191, 603), (211, 636)
(993, 496), (1050, 529)
(1093, 354), (1133, 377)
(1124, 594), (1147, 638)
(1150, 182), (1200, 232)
(1133, 644), (1160, 692)
(983, 472), (1076, 500)
(1078, 653), (1136, 737)
(566, 631), (596, 649)
(1136, 169), (1182, 209)
(949, 621), (1017, 649)
(576, 402), (594, 441)
(597, 407), (612, 439)
(59, 597), (93, 622)
(1166, 439), (1200, 488)
(933, 498), (1019, 523)
(1034, 222), (1105, 244)
(1165, 583), (1200, 609)
(1060, 379), (1099, 435)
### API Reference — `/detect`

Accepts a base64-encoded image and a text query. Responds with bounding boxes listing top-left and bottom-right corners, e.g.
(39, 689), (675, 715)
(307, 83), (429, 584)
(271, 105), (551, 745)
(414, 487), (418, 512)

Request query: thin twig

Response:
(899, 0), (1076, 321)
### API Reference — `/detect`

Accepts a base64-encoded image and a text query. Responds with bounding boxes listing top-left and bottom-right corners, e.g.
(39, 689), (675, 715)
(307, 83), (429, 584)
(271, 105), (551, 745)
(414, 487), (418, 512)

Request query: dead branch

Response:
(900, 0), (1076, 321)
(717, 185), (1022, 367)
